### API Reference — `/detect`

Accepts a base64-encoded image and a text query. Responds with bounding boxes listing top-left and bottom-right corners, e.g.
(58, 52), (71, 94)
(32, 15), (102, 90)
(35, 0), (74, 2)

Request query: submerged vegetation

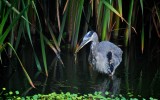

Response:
(0, 0), (160, 99)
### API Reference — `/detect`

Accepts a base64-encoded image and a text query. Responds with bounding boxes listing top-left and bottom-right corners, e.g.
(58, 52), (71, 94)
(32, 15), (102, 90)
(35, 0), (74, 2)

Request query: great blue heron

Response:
(75, 31), (123, 76)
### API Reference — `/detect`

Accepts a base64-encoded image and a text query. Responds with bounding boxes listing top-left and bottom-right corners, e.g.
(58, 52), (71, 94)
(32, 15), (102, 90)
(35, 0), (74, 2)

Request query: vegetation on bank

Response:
(0, 88), (158, 100)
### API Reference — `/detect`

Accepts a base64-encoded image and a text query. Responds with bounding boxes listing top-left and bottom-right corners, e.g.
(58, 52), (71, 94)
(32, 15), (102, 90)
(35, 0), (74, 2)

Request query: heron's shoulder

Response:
(97, 41), (123, 53)
(98, 41), (116, 48)
(96, 41), (112, 51)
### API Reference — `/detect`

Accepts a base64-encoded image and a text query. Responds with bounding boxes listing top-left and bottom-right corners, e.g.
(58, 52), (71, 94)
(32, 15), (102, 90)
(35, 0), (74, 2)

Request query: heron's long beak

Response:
(75, 39), (91, 53)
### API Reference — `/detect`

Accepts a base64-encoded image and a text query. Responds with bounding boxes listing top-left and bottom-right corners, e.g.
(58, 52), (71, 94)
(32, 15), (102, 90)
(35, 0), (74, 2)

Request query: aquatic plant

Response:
(0, 88), (158, 100)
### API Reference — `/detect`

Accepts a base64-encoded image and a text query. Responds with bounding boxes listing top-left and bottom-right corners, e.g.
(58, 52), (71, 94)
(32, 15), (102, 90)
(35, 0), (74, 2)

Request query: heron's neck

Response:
(90, 33), (99, 53)
(90, 40), (99, 53)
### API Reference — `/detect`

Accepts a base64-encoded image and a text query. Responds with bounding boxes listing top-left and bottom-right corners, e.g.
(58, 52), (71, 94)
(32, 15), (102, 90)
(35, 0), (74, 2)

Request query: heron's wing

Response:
(97, 41), (123, 67)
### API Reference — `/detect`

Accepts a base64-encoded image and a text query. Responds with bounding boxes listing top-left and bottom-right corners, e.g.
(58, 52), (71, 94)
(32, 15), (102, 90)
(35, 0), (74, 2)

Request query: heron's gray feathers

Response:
(89, 41), (123, 75)
(97, 41), (122, 64)
(79, 31), (123, 76)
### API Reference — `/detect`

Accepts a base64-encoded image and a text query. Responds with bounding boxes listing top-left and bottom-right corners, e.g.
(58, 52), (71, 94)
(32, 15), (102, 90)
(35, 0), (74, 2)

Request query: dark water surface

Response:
(1, 39), (160, 98)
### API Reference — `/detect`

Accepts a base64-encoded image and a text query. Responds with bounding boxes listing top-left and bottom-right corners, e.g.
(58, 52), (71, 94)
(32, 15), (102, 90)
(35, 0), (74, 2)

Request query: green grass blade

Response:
(118, 0), (122, 17)
(101, 6), (110, 40)
(31, 1), (41, 31)
(97, 0), (103, 24)
(22, 1), (33, 47)
(33, 52), (42, 71)
(140, 0), (144, 53)
(103, 0), (136, 35)
(40, 32), (48, 76)
(0, 5), (12, 35)
(32, 1), (48, 76)
(58, 9), (67, 46)
(15, 19), (23, 50)
(6, 43), (35, 88)
(56, 0), (60, 32)
(140, 0), (143, 15)
(141, 21), (144, 53)
(22, 1), (42, 71)
(124, 0), (134, 46)
(102, 0), (122, 20)
(113, 0), (122, 39)
(3, 0), (31, 24)
(72, 0), (84, 50)
(47, 22), (61, 52)
(44, 36), (58, 55)
(0, 3), (29, 44)
(20, 1), (42, 72)
(43, 35), (64, 65)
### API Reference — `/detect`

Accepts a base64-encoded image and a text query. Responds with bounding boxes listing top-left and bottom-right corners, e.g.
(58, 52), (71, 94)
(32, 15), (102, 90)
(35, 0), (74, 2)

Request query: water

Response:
(0, 40), (160, 98)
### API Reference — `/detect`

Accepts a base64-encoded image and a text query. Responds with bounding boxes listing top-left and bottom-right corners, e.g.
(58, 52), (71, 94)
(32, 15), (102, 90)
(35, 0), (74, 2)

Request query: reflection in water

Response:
(48, 56), (64, 93)
(92, 75), (121, 97)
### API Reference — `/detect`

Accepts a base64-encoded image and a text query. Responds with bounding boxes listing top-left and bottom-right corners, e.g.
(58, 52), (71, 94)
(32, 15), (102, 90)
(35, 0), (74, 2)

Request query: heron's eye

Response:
(107, 51), (112, 61)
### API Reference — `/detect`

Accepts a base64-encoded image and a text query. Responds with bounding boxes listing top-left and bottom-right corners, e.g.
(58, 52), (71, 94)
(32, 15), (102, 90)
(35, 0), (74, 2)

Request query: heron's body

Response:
(89, 41), (122, 75)
(75, 31), (123, 76)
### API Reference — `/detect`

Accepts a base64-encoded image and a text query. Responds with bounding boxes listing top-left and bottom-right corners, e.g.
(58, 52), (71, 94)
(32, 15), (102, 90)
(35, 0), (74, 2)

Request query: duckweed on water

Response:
(0, 88), (158, 100)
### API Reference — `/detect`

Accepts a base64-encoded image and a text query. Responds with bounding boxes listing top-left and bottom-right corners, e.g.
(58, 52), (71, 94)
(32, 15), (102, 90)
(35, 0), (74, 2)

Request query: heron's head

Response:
(75, 31), (98, 53)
